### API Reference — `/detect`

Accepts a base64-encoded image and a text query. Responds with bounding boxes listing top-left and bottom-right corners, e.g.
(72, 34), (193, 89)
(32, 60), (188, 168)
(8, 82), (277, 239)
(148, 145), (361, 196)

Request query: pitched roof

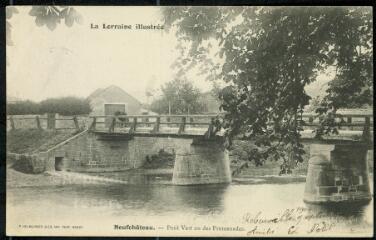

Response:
(87, 85), (141, 105)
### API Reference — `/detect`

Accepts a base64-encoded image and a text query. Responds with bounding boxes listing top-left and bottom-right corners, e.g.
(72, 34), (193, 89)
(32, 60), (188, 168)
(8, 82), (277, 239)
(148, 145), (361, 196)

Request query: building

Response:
(87, 85), (143, 116)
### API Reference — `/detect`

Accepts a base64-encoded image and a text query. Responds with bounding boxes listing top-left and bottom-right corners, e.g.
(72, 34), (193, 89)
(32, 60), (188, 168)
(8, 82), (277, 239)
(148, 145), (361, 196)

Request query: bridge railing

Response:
(88, 112), (373, 139)
(88, 114), (221, 137)
(299, 113), (373, 130)
(298, 113), (373, 142)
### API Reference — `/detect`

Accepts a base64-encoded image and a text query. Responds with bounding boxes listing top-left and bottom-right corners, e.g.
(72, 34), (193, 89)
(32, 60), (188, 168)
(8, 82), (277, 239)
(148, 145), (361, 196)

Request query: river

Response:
(6, 172), (373, 237)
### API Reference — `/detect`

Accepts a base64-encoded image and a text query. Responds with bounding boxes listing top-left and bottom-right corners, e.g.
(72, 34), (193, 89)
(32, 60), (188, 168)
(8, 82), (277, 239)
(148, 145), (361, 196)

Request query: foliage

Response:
(144, 148), (176, 169)
(7, 100), (40, 115)
(29, 6), (83, 31)
(150, 78), (207, 114)
(6, 6), (82, 46)
(307, 96), (322, 112)
(39, 97), (92, 116)
(161, 6), (373, 168)
(6, 6), (19, 46)
(7, 97), (92, 116)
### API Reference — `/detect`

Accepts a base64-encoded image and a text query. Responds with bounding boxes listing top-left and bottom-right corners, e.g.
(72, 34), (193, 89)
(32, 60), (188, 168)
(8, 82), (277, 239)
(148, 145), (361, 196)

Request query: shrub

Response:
(7, 97), (92, 116)
(7, 100), (40, 115)
(39, 97), (92, 116)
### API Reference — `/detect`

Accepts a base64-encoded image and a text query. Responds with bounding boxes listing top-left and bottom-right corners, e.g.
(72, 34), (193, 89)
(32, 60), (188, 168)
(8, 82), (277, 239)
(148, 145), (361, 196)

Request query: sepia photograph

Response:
(5, 5), (373, 237)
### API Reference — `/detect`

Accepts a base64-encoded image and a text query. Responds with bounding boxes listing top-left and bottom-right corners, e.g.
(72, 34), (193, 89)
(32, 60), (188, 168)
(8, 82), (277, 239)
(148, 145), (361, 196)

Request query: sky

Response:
(6, 6), (213, 103)
(6, 6), (333, 104)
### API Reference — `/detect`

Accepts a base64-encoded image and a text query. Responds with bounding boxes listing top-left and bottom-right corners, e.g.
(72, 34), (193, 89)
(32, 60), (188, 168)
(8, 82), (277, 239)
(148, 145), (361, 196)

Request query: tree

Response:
(6, 6), (82, 46)
(6, 6), (83, 67)
(161, 6), (373, 167)
(29, 6), (83, 30)
(150, 78), (207, 114)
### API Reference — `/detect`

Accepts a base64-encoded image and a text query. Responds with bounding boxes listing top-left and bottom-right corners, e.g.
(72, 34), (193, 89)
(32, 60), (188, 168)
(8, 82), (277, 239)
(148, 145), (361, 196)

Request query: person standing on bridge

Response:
(115, 111), (127, 128)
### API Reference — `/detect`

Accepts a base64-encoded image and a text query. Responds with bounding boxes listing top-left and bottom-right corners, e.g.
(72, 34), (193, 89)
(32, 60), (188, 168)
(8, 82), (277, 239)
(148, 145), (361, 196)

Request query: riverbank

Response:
(6, 166), (131, 188)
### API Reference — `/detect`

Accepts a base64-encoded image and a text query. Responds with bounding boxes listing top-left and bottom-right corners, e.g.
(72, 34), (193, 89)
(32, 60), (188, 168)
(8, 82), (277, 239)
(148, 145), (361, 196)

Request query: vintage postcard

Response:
(6, 6), (373, 237)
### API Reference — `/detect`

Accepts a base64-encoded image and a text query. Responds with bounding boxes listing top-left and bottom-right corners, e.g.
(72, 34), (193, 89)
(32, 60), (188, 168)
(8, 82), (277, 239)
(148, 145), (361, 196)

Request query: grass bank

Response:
(6, 129), (81, 154)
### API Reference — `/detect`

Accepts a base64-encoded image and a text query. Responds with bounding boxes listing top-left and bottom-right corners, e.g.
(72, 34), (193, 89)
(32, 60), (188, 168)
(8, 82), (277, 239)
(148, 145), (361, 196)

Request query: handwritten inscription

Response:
(247, 226), (275, 235)
(242, 207), (343, 236)
(308, 221), (335, 233)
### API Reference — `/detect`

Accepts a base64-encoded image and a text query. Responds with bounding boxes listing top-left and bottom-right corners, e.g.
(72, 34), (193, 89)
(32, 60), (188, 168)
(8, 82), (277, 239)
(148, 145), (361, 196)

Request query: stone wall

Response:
(42, 132), (145, 172)
(8, 132), (143, 173)
(31, 133), (198, 173)
(10, 131), (232, 185)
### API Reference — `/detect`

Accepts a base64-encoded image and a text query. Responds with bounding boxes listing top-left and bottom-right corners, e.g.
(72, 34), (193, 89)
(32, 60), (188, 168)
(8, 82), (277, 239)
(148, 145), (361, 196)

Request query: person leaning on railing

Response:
(114, 111), (127, 128)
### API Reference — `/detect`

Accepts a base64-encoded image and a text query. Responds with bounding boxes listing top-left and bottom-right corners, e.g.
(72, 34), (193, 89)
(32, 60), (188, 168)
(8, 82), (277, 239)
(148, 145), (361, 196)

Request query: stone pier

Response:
(304, 142), (372, 205)
(172, 139), (232, 185)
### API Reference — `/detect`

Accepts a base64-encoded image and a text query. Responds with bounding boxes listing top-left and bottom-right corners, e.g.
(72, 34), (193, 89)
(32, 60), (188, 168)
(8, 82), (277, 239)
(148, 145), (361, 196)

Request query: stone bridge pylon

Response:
(172, 138), (231, 185)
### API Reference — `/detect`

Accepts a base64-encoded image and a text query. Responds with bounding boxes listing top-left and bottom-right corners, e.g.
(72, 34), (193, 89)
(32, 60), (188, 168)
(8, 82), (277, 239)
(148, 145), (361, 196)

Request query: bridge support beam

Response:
(304, 142), (372, 206)
(172, 139), (232, 185)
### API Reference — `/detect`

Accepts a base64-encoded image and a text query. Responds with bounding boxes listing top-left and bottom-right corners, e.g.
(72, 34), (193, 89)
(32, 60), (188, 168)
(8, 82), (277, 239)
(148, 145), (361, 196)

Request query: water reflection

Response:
(9, 182), (228, 217)
(7, 181), (373, 235)
(75, 183), (229, 216)
(170, 184), (228, 215)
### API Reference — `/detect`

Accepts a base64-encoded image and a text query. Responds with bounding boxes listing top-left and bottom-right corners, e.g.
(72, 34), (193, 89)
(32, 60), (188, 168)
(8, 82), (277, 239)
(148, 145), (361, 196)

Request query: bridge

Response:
(8, 112), (373, 192)
(85, 112), (373, 178)
(86, 114), (229, 184)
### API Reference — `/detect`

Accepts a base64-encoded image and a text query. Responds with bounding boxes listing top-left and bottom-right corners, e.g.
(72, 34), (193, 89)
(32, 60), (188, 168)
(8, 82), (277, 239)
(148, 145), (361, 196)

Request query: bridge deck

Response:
(92, 127), (372, 142)
(93, 126), (223, 138)
(89, 113), (373, 145)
